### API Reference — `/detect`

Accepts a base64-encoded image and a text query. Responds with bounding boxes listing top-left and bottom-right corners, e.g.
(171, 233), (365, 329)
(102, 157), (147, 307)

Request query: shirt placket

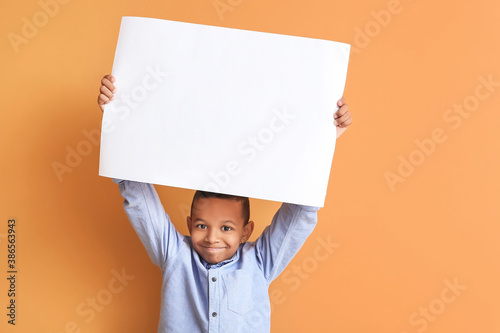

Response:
(208, 267), (220, 333)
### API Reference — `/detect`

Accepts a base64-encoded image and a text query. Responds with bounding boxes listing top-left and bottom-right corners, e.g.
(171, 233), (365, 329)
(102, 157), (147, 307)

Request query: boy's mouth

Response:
(200, 245), (227, 251)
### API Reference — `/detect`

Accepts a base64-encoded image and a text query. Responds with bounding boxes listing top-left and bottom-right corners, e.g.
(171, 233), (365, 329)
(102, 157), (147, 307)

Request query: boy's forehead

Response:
(192, 197), (244, 222)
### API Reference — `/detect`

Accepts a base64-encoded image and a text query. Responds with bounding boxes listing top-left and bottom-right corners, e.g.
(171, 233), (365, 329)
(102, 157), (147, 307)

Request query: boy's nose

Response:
(205, 229), (220, 243)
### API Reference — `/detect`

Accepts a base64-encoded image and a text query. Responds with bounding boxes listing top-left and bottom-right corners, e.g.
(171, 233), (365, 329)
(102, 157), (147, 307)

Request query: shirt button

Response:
(212, 277), (217, 282)
(212, 312), (217, 317)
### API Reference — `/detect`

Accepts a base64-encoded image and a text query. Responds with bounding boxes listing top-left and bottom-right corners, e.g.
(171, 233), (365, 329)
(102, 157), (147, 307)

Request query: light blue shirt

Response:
(113, 179), (319, 333)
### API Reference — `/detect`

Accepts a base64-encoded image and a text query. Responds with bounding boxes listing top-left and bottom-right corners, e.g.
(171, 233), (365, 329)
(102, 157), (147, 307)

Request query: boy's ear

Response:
(186, 216), (192, 235)
(241, 220), (254, 243)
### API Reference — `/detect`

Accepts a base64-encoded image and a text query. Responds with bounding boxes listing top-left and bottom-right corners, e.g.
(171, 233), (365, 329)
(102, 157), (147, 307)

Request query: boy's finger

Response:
(98, 93), (111, 106)
(334, 111), (352, 126)
(102, 74), (116, 83)
(337, 111), (351, 124)
(337, 117), (352, 128)
(335, 118), (352, 128)
(337, 97), (346, 107)
(97, 96), (105, 112)
(100, 85), (115, 99)
(334, 104), (348, 118)
(101, 78), (117, 93)
(340, 117), (353, 127)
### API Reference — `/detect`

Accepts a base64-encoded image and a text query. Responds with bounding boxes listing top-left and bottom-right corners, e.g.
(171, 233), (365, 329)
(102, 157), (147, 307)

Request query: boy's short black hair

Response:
(191, 191), (250, 226)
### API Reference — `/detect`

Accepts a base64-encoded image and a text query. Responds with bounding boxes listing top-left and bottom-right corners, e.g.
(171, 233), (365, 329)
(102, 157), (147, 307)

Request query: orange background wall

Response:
(1, 0), (499, 332)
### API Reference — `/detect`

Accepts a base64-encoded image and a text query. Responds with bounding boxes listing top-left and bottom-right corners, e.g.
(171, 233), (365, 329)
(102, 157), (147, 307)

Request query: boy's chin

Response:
(202, 255), (228, 265)
(199, 249), (237, 265)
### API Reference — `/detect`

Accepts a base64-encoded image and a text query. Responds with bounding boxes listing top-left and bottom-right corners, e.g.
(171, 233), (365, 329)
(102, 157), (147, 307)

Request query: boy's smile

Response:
(187, 197), (254, 264)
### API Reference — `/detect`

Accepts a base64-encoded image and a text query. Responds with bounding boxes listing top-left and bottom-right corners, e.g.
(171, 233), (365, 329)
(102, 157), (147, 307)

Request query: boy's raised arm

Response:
(113, 179), (184, 269)
(255, 98), (351, 282)
(98, 75), (184, 269)
(255, 203), (320, 283)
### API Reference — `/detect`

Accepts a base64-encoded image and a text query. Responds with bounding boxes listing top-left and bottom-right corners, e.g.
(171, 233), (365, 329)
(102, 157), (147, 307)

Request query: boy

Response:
(98, 74), (352, 332)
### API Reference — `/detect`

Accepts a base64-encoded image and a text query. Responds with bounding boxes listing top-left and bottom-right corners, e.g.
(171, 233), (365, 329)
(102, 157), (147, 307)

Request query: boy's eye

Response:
(222, 226), (232, 232)
(196, 224), (207, 229)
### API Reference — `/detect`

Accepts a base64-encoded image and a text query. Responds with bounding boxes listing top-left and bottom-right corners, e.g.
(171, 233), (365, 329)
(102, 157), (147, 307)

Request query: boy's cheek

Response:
(190, 231), (202, 241)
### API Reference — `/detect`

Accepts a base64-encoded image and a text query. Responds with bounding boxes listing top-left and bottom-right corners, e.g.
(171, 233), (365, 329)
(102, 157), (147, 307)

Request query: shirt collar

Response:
(199, 245), (241, 269)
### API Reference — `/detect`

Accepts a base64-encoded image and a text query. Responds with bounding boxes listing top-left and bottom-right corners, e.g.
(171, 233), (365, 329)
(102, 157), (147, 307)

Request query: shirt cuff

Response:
(283, 202), (321, 212)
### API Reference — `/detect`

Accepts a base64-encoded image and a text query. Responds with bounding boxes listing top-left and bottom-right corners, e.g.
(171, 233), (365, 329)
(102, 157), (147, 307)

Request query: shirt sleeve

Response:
(113, 179), (184, 270)
(254, 203), (320, 283)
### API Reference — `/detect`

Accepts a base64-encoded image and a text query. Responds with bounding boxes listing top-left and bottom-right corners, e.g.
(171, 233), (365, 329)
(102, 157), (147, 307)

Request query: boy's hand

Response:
(334, 97), (352, 139)
(97, 74), (117, 112)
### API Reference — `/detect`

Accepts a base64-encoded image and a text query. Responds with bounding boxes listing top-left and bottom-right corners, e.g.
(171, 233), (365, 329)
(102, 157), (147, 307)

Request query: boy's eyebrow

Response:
(193, 218), (236, 226)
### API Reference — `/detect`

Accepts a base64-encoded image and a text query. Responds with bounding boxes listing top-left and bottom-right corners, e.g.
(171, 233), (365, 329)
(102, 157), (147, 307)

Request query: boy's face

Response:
(187, 197), (254, 265)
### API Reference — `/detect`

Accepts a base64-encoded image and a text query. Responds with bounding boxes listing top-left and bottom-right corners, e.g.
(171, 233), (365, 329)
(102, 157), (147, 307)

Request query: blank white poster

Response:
(99, 16), (350, 207)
